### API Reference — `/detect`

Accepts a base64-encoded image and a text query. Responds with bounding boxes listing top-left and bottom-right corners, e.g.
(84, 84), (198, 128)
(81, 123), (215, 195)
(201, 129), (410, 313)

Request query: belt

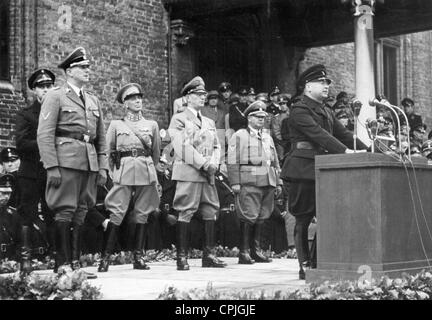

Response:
(31, 246), (47, 255)
(242, 161), (277, 167)
(56, 131), (94, 144)
(120, 148), (151, 158)
(295, 141), (315, 150)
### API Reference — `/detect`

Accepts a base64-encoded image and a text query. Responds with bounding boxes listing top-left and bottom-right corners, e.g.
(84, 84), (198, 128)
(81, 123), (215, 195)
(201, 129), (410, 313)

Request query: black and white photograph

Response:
(1, 0), (432, 307)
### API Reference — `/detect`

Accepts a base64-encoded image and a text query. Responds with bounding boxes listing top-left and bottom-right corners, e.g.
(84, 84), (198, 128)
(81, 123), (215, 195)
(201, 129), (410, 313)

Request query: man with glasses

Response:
(15, 69), (55, 272)
(37, 47), (108, 278)
(168, 76), (226, 271)
(227, 100), (282, 265)
(280, 64), (367, 280)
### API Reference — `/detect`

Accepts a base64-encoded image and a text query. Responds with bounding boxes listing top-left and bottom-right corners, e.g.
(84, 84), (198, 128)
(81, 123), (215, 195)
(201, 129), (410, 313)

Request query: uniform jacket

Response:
(227, 127), (281, 187)
(15, 100), (46, 179)
(281, 94), (367, 181)
(201, 104), (227, 130)
(106, 118), (160, 186)
(37, 84), (108, 172)
(168, 108), (220, 182)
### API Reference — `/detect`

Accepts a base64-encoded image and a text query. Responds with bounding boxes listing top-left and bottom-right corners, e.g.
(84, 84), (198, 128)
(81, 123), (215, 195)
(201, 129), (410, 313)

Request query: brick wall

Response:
(0, 91), (26, 147)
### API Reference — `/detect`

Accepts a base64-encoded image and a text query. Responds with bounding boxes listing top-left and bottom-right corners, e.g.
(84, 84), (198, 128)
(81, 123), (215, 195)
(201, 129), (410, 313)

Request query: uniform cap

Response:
(278, 93), (291, 104)
(207, 90), (219, 100)
(421, 140), (432, 157)
(116, 83), (143, 103)
(256, 93), (269, 103)
(228, 93), (240, 105)
(181, 76), (207, 96)
(244, 100), (268, 117)
(58, 47), (90, 70)
(238, 86), (249, 96)
(412, 123), (427, 134)
(0, 147), (19, 163)
(0, 173), (14, 192)
(218, 82), (232, 93)
(27, 69), (55, 89)
(248, 87), (256, 96)
(269, 86), (281, 97)
(297, 64), (332, 89)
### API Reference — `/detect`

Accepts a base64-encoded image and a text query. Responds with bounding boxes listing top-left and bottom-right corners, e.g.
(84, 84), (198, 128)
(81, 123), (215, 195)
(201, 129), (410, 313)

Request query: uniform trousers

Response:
(45, 167), (97, 225)
(173, 181), (219, 223)
(235, 185), (275, 224)
(105, 183), (159, 226)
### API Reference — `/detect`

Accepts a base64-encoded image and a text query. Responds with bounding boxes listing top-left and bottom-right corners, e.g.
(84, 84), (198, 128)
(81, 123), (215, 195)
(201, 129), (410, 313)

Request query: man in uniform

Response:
(98, 83), (160, 272)
(217, 81), (232, 112)
(15, 69), (56, 272)
(227, 100), (282, 264)
(0, 148), (20, 209)
(37, 47), (108, 278)
(168, 76), (226, 271)
(281, 64), (367, 279)
(401, 97), (423, 134)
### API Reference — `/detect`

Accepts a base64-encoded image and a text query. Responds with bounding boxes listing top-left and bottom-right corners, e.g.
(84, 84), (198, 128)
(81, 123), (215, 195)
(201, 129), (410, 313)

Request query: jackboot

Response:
(176, 221), (189, 271)
(20, 226), (33, 274)
(238, 221), (255, 264)
(202, 220), (226, 268)
(294, 219), (311, 280)
(250, 222), (272, 263)
(133, 223), (150, 270)
(71, 223), (97, 279)
(98, 222), (119, 272)
(54, 221), (72, 274)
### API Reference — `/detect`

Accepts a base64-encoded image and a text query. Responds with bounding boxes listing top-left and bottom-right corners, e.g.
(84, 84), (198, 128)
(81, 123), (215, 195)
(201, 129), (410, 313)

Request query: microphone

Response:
(350, 99), (362, 117)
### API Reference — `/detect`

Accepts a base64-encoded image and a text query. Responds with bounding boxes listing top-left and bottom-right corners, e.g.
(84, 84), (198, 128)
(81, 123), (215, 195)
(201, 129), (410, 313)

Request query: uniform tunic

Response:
(227, 127), (282, 224)
(104, 117), (160, 226)
(37, 84), (108, 224)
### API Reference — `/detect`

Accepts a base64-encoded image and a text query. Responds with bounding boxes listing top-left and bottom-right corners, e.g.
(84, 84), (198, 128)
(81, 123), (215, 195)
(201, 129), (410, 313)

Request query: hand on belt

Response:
(295, 141), (315, 150)
(120, 148), (151, 158)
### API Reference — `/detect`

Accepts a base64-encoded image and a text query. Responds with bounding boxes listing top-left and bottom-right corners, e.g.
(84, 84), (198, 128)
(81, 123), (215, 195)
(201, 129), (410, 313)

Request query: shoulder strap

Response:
(122, 120), (152, 153)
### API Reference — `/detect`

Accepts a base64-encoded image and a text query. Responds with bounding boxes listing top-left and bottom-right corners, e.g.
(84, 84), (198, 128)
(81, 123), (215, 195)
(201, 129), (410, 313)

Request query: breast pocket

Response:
(115, 131), (131, 149)
(60, 107), (82, 123)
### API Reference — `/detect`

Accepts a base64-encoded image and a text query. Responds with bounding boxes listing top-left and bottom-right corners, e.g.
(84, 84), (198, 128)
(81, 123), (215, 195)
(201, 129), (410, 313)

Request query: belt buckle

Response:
(229, 204), (235, 212)
(0, 244), (6, 252)
(83, 134), (90, 143)
(131, 149), (138, 157)
(164, 203), (170, 211)
(38, 247), (45, 255)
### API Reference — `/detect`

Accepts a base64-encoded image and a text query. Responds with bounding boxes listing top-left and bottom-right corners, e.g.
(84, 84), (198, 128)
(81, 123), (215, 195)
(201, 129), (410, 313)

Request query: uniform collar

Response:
(248, 126), (262, 138)
(187, 106), (202, 119)
(303, 94), (324, 110)
(67, 81), (83, 96)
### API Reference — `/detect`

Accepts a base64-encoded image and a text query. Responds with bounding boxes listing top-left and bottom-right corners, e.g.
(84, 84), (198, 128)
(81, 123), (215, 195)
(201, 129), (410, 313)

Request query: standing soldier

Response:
(281, 64), (367, 279)
(98, 83), (160, 272)
(15, 69), (55, 273)
(168, 76), (226, 271)
(227, 100), (282, 264)
(37, 47), (108, 278)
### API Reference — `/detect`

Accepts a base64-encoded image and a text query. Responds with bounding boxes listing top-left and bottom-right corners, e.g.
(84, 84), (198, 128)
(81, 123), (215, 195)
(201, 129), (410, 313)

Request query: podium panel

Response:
(307, 153), (432, 283)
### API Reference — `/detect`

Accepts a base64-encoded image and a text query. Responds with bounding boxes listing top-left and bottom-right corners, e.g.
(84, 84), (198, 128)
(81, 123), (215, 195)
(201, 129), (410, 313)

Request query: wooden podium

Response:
(306, 153), (432, 283)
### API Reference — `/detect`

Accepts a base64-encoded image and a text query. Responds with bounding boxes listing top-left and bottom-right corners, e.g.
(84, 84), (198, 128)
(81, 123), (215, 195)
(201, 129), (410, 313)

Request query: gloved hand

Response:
(47, 167), (62, 188)
(275, 185), (282, 197)
(206, 164), (218, 176)
(97, 169), (107, 186)
(232, 184), (241, 194)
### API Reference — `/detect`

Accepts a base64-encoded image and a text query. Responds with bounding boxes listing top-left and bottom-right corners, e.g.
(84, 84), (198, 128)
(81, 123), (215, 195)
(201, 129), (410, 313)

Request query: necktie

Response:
(197, 112), (202, 122)
(79, 90), (85, 106)
(258, 130), (262, 139)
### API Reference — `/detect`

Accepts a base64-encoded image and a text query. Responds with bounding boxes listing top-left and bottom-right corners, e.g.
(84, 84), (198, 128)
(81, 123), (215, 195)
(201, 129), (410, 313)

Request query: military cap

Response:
(116, 83), (143, 103)
(181, 76), (207, 96)
(0, 174), (14, 192)
(269, 86), (281, 97)
(412, 123), (427, 134)
(228, 93), (240, 105)
(248, 87), (256, 96)
(335, 109), (349, 120)
(218, 82), (232, 93)
(238, 86), (249, 96)
(58, 47), (90, 70)
(27, 69), (55, 89)
(244, 100), (268, 118)
(401, 97), (414, 108)
(267, 103), (281, 116)
(207, 90), (219, 100)
(278, 93), (291, 104)
(421, 140), (432, 157)
(256, 92), (269, 103)
(0, 147), (19, 163)
(297, 64), (332, 89)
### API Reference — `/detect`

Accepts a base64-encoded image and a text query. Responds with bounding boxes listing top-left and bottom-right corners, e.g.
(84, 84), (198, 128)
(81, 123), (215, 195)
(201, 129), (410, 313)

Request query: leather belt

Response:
(56, 131), (94, 144)
(242, 161), (277, 167)
(120, 148), (151, 158)
(295, 141), (315, 150)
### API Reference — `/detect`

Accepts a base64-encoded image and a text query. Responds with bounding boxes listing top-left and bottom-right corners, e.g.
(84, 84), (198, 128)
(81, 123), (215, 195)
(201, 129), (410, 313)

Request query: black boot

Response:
(294, 218), (311, 280)
(54, 221), (72, 274)
(20, 226), (33, 274)
(98, 222), (119, 272)
(250, 222), (272, 263)
(238, 222), (255, 264)
(176, 221), (190, 271)
(202, 220), (226, 268)
(133, 223), (150, 270)
(71, 223), (97, 279)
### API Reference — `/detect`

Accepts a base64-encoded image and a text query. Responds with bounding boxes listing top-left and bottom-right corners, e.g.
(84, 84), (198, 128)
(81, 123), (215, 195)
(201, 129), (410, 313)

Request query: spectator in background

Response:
(410, 123), (427, 157)
(247, 87), (256, 104)
(332, 91), (354, 131)
(271, 93), (292, 160)
(401, 97), (423, 134)
(0, 148), (20, 211)
(217, 81), (232, 114)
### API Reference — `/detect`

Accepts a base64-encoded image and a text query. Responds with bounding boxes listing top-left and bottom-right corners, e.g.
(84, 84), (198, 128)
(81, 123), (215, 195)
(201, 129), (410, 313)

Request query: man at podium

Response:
(281, 64), (368, 280)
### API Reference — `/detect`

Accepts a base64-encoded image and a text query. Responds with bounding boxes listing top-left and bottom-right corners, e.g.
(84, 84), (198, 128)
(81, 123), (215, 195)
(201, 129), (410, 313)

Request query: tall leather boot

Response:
(54, 221), (72, 274)
(176, 221), (190, 271)
(71, 223), (97, 279)
(294, 221), (310, 280)
(98, 222), (119, 272)
(250, 222), (272, 263)
(238, 221), (255, 264)
(133, 223), (150, 270)
(20, 226), (33, 274)
(202, 220), (226, 268)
